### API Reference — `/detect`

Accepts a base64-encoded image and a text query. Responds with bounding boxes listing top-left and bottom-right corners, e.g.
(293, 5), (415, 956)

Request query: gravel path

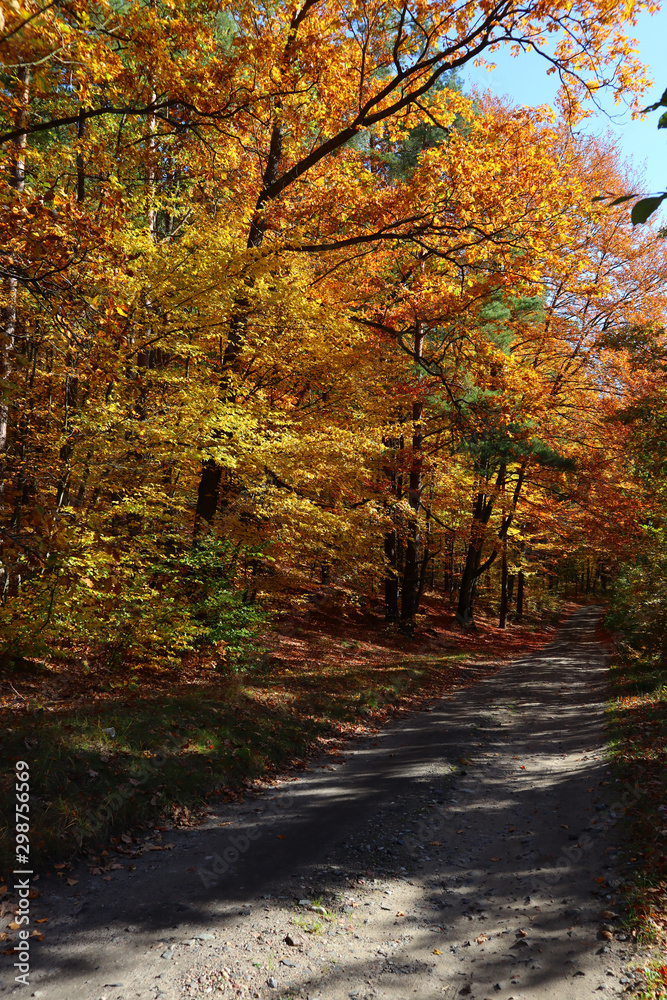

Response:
(2, 605), (644, 1000)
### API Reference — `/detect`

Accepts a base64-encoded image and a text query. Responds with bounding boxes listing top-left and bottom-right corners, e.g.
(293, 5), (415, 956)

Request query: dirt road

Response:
(1, 605), (644, 1000)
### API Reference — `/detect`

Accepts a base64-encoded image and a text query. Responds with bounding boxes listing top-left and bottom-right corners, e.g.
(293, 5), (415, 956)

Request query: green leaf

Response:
(631, 194), (667, 226)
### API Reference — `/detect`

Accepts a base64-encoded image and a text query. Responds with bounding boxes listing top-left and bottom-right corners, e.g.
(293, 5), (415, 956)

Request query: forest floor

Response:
(2, 603), (664, 1000)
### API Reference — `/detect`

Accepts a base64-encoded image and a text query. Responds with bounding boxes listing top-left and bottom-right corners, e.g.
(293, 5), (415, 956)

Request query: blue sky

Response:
(464, 6), (667, 195)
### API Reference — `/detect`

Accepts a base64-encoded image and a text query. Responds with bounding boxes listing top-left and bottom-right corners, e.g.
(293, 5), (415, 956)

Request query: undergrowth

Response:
(606, 627), (667, 999)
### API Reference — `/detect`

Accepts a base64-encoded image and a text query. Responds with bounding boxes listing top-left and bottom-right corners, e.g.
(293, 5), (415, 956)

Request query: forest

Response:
(2, 0), (667, 656)
(1, 0), (667, 988)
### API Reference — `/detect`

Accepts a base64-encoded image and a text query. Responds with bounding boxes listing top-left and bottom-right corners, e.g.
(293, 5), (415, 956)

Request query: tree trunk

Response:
(193, 122), (284, 532)
(499, 533), (508, 629)
(1, 65), (29, 470)
(507, 573), (515, 604)
(456, 538), (482, 625)
(0, 66), (29, 601)
(516, 570), (525, 619)
(76, 108), (85, 204)
(384, 529), (399, 621)
(400, 323), (424, 631)
(448, 532), (456, 606)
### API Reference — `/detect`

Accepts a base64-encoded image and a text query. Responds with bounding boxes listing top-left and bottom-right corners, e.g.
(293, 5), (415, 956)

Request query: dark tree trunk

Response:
(456, 539), (482, 625)
(76, 108), (85, 204)
(384, 529), (399, 621)
(1, 65), (29, 476)
(193, 122), (284, 531)
(507, 573), (515, 604)
(499, 537), (508, 629)
(195, 460), (223, 528)
(516, 570), (525, 619)
(400, 323), (424, 631)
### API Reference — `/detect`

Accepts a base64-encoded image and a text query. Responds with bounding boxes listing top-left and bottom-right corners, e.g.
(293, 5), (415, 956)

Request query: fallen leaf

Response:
(396, 911), (405, 917)
(29, 932), (44, 941)
(53, 863), (68, 870)
(35, 918), (48, 924)
(7, 921), (21, 931)
(491, 857), (501, 862)
(433, 948), (442, 955)
(0, 887), (7, 897)
(429, 841), (441, 847)
(65, 878), (78, 886)
(475, 934), (487, 944)
(277, 835), (286, 840)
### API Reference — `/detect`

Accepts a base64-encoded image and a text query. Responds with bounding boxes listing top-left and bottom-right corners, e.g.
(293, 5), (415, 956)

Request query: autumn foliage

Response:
(1, 0), (666, 664)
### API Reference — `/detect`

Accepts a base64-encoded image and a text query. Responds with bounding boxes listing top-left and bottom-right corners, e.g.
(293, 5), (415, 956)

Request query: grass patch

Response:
(607, 649), (667, 997)
(0, 685), (326, 875)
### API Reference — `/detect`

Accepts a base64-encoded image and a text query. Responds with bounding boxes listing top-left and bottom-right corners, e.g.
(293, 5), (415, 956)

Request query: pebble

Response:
(161, 948), (173, 959)
(267, 977), (278, 988)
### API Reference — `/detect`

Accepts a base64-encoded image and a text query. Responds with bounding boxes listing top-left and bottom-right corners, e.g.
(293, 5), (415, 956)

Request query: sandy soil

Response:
(1, 605), (645, 1000)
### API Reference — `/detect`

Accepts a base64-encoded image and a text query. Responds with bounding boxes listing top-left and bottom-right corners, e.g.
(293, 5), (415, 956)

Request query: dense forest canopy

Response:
(2, 0), (667, 662)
